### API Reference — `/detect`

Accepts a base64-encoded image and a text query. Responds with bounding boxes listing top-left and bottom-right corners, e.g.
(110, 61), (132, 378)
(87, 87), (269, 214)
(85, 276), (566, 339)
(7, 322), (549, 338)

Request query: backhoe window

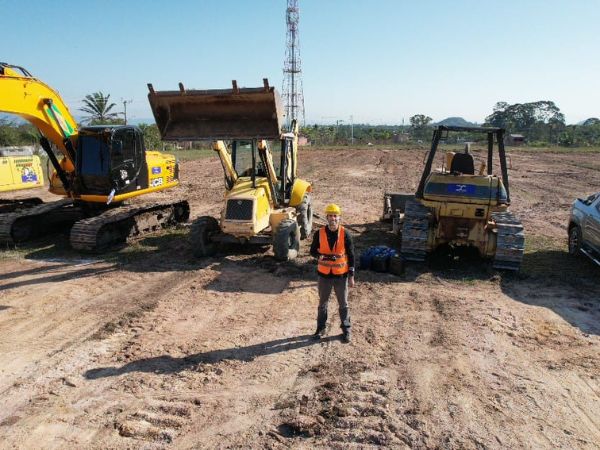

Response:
(269, 140), (282, 176)
(79, 134), (110, 176)
(232, 141), (254, 177)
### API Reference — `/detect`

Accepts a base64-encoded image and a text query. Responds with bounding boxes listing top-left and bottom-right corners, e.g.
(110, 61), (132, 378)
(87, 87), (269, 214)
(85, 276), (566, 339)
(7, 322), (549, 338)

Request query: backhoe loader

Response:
(0, 62), (189, 250)
(147, 79), (313, 260)
(399, 126), (524, 270)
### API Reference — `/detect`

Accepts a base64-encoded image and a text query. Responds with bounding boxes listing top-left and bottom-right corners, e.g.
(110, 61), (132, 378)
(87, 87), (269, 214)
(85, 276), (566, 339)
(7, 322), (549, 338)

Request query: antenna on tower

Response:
(282, 0), (305, 127)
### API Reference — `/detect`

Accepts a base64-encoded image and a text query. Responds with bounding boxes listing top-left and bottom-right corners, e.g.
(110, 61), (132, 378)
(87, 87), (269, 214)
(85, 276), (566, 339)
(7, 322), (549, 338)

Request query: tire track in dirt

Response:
(0, 264), (201, 446)
(0, 260), (332, 447)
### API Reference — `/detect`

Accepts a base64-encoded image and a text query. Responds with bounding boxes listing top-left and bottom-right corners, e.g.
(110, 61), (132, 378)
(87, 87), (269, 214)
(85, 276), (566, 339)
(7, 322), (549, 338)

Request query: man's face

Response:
(326, 214), (340, 230)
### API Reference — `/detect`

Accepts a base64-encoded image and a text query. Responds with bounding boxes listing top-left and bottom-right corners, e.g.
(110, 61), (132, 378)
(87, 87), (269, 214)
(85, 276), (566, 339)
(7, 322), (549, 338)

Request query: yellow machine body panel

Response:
(220, 177), (272, 237)
(0, 155), (44, 192)
(0, 72), (77, 162)
(420, 172), (509, 257)
(289, 178), (312, 207)
(422, 172), (507, 207)
(145, 150), (179, 188)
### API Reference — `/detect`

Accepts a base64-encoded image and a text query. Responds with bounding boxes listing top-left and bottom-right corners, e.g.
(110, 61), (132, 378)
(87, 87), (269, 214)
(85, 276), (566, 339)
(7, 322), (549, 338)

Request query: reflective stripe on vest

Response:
(317, 225), (349, 275)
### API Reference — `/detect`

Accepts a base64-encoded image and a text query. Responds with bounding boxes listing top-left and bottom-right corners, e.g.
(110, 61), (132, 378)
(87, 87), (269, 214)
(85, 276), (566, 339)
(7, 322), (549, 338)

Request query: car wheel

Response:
(568, 225), (582, 256)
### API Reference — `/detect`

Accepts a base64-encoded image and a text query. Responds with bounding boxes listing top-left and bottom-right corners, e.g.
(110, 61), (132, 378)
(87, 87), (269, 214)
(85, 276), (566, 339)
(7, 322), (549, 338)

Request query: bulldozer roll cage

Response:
(416, 126), (510, 204)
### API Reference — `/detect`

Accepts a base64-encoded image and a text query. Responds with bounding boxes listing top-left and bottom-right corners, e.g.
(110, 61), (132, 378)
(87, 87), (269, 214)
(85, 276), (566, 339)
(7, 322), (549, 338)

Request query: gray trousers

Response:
(317, 276), (351, 332)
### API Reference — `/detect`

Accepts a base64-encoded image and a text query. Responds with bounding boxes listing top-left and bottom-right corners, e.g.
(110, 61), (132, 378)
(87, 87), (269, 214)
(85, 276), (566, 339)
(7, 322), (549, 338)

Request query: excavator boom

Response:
(0, 63), (77, 165)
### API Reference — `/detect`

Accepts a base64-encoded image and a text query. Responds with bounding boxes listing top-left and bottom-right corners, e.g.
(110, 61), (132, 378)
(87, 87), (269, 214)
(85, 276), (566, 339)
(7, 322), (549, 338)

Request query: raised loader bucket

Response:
(147, 79), (284, 140)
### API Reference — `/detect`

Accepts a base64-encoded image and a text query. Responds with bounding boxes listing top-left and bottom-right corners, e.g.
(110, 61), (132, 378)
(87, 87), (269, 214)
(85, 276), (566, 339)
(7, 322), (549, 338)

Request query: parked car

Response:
(568, 191), (600, 266)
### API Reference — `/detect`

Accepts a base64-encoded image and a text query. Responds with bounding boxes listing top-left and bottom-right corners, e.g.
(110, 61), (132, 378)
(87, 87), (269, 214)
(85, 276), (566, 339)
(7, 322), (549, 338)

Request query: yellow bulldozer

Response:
(0, 62), (189, 250)
(397, 126), (524, 270)
(147, 79), (313, 260)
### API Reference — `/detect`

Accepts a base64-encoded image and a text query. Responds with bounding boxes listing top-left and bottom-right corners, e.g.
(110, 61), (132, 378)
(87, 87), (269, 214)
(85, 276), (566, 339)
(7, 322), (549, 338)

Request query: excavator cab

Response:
(75, 126), (147, 198)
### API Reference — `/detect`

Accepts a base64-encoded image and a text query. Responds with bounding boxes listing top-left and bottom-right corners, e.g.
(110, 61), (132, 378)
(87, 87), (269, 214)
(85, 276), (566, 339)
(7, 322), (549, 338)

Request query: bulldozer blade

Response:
(147, 80), (284, 140)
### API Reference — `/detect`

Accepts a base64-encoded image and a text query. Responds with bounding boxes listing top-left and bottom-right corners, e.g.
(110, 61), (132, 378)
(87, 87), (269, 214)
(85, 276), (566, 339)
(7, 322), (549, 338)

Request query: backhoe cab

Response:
(391, 126), (524, 270)
(148, 79), (313, 260)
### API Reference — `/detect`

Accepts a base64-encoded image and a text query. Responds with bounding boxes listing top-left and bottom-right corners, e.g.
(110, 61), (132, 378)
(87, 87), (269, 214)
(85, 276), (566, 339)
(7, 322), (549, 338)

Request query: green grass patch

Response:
(169, 148), (213, 161)
(507, 146), (600, 154)
(520, 234), (598, 282)
(307, 143), (426, 152)
(104, 230), (185, 265)
(567, 161), (600, 171)
(1, 233), (82, 262)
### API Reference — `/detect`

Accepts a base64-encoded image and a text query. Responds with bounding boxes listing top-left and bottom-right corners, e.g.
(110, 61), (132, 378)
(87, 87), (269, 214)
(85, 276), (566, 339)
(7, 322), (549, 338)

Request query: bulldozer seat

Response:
(450, 153), (475, 175)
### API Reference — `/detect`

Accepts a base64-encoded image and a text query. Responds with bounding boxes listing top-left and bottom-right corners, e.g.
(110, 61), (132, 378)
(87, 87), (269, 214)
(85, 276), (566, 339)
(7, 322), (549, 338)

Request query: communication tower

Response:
(282, 0), (305, 126)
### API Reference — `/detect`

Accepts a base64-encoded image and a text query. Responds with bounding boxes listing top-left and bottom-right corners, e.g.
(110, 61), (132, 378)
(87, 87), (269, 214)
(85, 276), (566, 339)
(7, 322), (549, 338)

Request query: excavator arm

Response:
(0, 64), (77, 163)
(0, 63), (78, 193)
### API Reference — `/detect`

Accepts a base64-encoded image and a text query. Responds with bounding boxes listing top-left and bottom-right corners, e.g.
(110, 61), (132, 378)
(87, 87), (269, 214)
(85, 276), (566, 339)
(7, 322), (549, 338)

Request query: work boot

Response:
(342, 330), (351, 344)
(313, 327), (326, 339)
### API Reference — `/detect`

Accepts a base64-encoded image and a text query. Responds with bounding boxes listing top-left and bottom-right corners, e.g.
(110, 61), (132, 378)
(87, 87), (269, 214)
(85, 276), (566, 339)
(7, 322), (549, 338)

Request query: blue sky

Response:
(2, 0), (599, 125)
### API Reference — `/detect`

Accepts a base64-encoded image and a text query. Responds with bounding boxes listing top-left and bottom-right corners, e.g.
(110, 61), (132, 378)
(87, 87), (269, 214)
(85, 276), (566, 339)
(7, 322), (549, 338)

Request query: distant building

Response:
(0, 145), (35, 157)
(506, 134), (525, 146)
(393, 133), (410, 144)
(298, 135), (310, 146)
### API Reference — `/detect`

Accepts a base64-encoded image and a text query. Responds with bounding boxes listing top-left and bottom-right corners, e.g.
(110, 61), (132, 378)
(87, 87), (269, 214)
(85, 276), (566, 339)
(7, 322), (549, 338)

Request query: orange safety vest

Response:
(317, 225), (349, 275)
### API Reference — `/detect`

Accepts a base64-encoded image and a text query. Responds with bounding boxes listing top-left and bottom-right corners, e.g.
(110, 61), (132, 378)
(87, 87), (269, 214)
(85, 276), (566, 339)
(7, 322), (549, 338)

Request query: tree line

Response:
(1, 94), (599, 148)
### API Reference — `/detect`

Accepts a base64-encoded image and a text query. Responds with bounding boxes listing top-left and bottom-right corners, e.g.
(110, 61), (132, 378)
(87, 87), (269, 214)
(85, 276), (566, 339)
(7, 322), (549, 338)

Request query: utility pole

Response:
(121, 98), (133, 125)
(282, 0), (305, 127)
(350, 115), (354, 145)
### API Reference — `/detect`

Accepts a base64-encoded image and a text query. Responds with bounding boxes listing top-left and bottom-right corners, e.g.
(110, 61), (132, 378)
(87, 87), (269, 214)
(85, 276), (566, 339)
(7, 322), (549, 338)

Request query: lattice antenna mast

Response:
(282, 0), (305, 127)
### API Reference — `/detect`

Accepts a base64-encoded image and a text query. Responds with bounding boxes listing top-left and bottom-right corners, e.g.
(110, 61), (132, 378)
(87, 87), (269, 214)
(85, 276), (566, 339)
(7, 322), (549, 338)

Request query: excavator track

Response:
(0, 197), (44, 214)
(400, 199), (432, 262)
(70, 200), (190, 252)
(0, 199), (81, 245)
(491, 211), (525, 271)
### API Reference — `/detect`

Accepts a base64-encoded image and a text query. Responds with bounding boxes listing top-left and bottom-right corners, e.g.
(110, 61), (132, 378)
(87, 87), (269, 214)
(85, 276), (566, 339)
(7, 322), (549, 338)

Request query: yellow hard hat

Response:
(325, 203), (341, 215)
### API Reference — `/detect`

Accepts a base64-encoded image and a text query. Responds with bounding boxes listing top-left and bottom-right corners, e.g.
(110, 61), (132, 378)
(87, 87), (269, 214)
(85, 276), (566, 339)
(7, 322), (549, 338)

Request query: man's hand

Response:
(348, 275), (355, 288)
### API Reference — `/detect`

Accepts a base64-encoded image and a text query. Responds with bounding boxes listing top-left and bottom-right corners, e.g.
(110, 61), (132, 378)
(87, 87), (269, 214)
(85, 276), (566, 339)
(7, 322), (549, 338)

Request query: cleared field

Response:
(0, 146), (599, 449)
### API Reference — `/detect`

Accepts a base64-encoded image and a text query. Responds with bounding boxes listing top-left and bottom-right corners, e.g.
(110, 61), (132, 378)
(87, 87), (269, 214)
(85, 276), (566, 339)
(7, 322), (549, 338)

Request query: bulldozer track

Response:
(70, 200), (190, 252)
(491, 211), (525, 271)
(400, 199), (431, 262)
(0, 199), (75, 245)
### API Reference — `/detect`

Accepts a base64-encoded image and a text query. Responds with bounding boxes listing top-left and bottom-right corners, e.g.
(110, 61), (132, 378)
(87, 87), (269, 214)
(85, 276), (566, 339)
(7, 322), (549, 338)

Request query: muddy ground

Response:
(0, 146), (599, 449)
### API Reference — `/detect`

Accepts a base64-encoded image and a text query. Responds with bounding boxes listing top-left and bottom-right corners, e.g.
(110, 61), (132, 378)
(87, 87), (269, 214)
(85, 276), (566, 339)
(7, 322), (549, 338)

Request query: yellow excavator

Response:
(147, 79), (313, 260)
(0, 62), (189, 250)
(0, 146), (45, 213)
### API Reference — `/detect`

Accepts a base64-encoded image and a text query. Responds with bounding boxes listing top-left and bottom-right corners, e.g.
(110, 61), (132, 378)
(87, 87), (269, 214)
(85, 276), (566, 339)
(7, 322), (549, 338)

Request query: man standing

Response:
(310, 203), (355, 343)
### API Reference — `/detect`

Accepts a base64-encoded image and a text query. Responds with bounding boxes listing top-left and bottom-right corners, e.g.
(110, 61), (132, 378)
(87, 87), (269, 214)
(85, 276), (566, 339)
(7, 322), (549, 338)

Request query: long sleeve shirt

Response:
(310, 226), (355, 278)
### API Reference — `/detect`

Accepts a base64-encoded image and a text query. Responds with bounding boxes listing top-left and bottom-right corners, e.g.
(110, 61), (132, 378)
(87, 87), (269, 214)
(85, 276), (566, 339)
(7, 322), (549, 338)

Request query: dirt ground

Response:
(1, 146), (599, 449)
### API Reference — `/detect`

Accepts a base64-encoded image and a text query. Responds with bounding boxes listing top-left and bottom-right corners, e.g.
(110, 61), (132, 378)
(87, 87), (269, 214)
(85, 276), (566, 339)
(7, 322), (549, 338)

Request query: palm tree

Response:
(80, 92), (119, 124)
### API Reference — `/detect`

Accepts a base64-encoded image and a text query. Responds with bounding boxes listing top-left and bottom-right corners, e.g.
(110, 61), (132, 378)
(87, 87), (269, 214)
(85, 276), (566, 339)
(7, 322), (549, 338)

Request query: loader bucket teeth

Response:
(147, 83), (284, 140)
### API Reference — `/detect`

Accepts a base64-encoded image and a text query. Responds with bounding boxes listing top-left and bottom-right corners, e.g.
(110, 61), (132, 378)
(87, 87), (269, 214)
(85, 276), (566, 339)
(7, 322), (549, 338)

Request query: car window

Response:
(583, 193), (599, 206)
